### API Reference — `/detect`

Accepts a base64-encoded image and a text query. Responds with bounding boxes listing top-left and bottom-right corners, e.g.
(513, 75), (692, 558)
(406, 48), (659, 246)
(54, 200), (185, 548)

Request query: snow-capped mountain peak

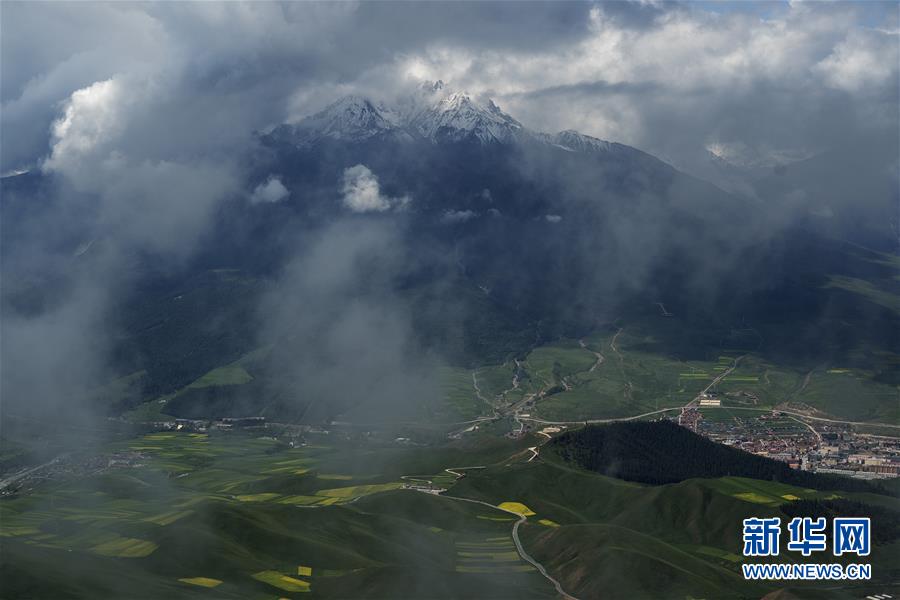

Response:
(270, 81), (621, 153)
(272, 95), (406, 145)
(412, 90), (523, 144)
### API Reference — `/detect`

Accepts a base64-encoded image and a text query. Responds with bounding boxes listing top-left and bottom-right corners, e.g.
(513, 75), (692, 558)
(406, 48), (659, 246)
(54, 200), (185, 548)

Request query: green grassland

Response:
(434, 366), (485, 421)
(521, 341), (597, 390)
(474, 363), (517, 400)
(3, 418), (898, 599)
(126, 359), (493, 426)
(188, 365), (253, 388)
(471, 323), (898, 424)
(0, 431), (558, 599)
(121, 349), (270, 422)
(796, 368), (900, 423)
(521, 330), (726, 420)
(119, 308), (897, 427)
(449, 450), (900, 600)
(7, 294), (898, 598)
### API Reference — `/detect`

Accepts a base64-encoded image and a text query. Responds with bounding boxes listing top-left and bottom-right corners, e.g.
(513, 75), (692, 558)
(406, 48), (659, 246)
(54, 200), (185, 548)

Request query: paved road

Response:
(406, 445), (578, 600)
(698, 354), (746, 399)
(763, 409), (900, 430)
(521, 406), (684, 426)
(522, 405), (900, 430)
(578, 339), (604, 372)
(787, 415), (823, 443)
(431, 491), (578, 600)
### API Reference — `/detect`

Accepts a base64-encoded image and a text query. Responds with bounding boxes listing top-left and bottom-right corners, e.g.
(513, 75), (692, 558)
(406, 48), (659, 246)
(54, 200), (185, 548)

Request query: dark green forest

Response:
(550, 420), (885, 494)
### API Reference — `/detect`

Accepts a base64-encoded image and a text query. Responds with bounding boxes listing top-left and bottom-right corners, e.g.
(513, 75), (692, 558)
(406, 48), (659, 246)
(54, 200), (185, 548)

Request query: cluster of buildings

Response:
(0, 451), (146, 498)
(811, 435), (900, 479)
(678, 407), (703, 431)
(681, 407), (900, 480)
(136, 416), (267, 433)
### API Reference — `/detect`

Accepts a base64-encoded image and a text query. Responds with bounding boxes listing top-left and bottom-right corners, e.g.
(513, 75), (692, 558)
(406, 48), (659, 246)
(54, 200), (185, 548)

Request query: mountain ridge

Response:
(268, 81), (629, 155)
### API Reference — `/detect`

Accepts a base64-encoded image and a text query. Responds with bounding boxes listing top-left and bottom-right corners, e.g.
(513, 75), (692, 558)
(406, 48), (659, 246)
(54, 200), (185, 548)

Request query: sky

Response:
(1, 0), (897, 177)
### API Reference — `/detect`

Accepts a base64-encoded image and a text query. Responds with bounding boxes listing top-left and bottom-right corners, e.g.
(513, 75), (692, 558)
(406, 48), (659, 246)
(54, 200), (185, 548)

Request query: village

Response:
(678, 402), (900, 480)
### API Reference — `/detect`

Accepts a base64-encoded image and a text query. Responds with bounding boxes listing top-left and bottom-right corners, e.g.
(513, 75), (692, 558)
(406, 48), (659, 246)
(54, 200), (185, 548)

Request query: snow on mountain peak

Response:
(273, 82), (618, 152)
(411, 90), (524, 144)
(552, 130), (615, 153)
(274, 95), (405, 145)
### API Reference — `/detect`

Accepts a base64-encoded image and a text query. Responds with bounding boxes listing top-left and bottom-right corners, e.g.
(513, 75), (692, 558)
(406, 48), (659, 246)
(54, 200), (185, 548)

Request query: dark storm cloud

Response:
(0, 1), (594, 174)
(3, 1), (897, 177)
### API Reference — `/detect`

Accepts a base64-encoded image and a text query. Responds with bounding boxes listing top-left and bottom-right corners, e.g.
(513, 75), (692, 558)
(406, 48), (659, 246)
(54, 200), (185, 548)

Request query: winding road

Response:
(434, 494), (577, 599)
(472, 372), (492, 408)
(578, 339), (605, 372)
(408, 459), (578, 600)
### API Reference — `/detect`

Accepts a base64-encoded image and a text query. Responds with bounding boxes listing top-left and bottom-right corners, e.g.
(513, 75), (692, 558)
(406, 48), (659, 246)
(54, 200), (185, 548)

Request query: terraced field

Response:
(454, 535), (532, 574)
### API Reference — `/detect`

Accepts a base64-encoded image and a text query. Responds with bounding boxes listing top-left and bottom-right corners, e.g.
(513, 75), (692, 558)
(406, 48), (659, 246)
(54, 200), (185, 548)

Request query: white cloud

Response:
(545, 214), (563, 223)
(387, 3), (897, 164)
(42, 78), (237, 258)
(43, 78), (124, 175)
(3, 1), (896, 181)
(440, 209), (477, 224)
(815, 28), (899, 92)
(251, 175), (289, 204)
(341, 164), (408, 213)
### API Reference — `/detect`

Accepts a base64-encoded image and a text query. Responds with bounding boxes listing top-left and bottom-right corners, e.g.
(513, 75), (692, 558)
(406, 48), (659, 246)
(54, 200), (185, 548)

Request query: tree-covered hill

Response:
(549, 420), (884, 494)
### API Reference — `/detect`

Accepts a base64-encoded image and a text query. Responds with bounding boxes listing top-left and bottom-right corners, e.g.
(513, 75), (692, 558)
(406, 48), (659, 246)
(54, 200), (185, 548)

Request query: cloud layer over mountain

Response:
(2, 1), (897, 177)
